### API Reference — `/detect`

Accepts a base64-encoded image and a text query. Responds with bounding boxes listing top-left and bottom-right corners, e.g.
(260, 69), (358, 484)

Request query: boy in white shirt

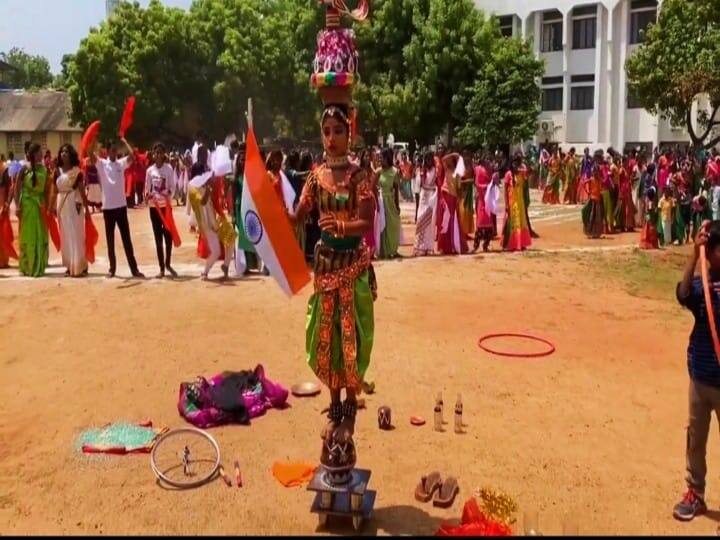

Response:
(90, 137), (144, 279)
(145, 142), (178, 278)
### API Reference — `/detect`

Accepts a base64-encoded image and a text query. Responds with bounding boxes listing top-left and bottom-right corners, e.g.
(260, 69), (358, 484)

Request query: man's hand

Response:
(695, 220), (712, 259)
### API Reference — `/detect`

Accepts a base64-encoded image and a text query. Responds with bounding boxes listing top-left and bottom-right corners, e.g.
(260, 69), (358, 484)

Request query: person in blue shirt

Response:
(674, 219), (720, 520)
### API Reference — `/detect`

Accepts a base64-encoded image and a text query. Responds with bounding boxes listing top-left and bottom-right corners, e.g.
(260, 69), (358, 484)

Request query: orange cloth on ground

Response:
(271, 462), (317, 487)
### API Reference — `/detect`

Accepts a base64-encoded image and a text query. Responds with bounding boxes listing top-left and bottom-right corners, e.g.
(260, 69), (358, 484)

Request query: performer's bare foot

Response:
(166, 266), (178, 278)
(221, 264), (229, 280)
(322, 402), (343, 441)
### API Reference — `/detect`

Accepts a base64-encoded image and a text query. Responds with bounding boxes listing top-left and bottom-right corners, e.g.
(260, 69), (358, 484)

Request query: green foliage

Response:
(0, 47), (54, 90)
(457, 38), (543, 147)
(626, 0), (720, 149)
(61, 0), (542, 147)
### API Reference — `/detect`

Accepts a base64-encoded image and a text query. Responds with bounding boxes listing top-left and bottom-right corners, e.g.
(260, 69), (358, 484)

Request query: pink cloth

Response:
(474, 165), (493, 230)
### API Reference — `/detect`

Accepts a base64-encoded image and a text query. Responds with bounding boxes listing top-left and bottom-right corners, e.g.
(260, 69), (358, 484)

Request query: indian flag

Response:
(241, 128), (311, 296)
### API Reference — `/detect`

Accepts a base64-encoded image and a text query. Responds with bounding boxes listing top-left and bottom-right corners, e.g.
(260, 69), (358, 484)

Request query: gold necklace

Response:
(326, 154), (349, 170)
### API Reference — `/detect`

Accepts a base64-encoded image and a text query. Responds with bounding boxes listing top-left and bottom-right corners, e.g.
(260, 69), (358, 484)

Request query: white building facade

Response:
(474, 0), (693, 153)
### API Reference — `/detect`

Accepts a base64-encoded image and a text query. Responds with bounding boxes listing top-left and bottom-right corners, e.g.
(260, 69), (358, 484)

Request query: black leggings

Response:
(149, 207), (173, 271)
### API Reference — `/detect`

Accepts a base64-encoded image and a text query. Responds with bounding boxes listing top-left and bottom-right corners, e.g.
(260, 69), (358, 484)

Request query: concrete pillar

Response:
(617, 0), (629, 152)
(592, 3), (604, 144)
(606, 5), (616, 149)
(533, 12), (542, 56)
(562, 8), (572, 145)
(521, 13), (529, 41)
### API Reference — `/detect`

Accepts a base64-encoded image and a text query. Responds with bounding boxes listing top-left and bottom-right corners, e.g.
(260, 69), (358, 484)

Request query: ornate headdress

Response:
(311, 1), (369, 139)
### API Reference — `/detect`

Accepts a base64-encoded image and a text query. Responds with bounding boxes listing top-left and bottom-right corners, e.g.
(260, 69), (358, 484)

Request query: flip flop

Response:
(414, 471), (442, 503)
(433, 476), (459, 508)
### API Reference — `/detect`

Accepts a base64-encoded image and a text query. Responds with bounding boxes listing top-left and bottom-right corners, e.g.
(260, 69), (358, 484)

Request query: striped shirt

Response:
(677, 277), (720, 386)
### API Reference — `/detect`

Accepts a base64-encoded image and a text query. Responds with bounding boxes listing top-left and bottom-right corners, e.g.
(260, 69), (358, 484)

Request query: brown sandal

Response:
(433, 476), (459, 508)
(415, 471), (442, 503)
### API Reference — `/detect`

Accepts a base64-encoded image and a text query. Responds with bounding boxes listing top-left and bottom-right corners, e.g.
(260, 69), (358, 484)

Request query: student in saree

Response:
(15, 143), (50, 277)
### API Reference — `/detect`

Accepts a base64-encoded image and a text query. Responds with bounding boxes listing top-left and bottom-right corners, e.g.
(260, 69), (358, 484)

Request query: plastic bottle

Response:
(434, 392), (443, 432)
(454, 394), (463, 433)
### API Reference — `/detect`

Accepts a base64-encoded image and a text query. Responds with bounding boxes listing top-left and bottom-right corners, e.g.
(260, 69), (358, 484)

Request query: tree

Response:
(354, 0), (430, 143)
(403, 0), (496, 145)
(456, 37), (543, 147)
(626, 0), (720, 149)
(65, 0), (214, 146)
(0, 47), (53, 89)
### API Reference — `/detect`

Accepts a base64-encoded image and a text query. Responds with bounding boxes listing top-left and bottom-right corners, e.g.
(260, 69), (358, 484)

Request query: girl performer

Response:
(289, 104), (376, 446)
(581, 152), (605, 239)
(473, 155), (494, 253)
(542, 148), (562, 204)
(502, 155), (532, 251)
(563, 148), (579, 205)
(413, 152), (437, 256)
(55, 144), (90, 277)
(378, 148), (401, 259)
(15, 143), (50, 277)
(144, 142), (178, 279)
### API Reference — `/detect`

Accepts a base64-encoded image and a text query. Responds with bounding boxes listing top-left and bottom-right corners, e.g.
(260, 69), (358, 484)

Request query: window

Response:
(541, 11), (563, 52)
(629, 0), (657, 44)
(31, 132), (47, 152)
(6, 132), (23, 155)
(60, 132), (73, 146)
(572, 6), (597, 50)
(627, 85), (643, 109)
(542, 88), (563, 111)
(571, 87), (594, 110)
(498, 15), (514, 38)
(571, 74), (595, 84)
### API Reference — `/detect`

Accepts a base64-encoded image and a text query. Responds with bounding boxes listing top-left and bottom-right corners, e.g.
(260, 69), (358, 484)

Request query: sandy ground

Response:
(0, 193), (718, 535)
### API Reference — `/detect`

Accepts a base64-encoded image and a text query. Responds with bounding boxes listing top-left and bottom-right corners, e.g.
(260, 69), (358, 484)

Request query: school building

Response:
(0, 90), (82, 158)
(474, 0), (709, 154)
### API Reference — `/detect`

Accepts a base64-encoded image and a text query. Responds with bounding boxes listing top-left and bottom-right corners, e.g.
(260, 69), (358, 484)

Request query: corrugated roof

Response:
(0, 90), (81, 132)
(0, 60), (18, 72)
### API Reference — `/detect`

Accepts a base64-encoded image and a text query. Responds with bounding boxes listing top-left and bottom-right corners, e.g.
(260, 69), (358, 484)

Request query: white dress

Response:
(56, 168), (87, 276)
(413, 169), (437, 254)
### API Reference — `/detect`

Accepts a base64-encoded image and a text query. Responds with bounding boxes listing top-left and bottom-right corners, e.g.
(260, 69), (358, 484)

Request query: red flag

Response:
(0, 213), (17, 260)
(153, 198), (182, 247)
(41, 207), (61, 252)
(197, 233), (211, 259)
(80, 121), (101, 160)
(119, 97), (136, 138)
(85, 213), (99, 264)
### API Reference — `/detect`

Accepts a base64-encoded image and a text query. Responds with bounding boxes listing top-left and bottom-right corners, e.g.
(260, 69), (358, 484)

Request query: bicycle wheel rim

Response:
(151, 427), (221, 488)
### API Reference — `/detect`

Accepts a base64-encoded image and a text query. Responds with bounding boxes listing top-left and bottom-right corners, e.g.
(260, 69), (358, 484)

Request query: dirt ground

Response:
(0, 194), (718, 536)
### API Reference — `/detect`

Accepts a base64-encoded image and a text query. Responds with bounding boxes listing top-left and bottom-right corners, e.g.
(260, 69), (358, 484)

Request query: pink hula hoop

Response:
(478, 333), (556, 358)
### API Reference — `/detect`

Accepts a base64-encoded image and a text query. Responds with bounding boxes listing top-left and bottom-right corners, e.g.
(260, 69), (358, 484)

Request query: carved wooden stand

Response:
(307, 468), (376, 531)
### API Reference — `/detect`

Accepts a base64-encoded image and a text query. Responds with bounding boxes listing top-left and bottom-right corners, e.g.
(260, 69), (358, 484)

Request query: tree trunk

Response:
(447, 117), (454, 148)
(686, 103), (720, 150)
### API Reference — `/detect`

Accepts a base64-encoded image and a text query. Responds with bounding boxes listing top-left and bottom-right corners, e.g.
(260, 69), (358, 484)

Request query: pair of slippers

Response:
(414, 471), (459, 508)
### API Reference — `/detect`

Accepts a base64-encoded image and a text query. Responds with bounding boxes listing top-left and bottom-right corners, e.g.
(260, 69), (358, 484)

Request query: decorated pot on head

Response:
(311, 0), (369, 142)
(378, 406), (392, 430)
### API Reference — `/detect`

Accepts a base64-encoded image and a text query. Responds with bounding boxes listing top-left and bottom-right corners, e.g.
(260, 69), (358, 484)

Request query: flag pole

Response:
(247, 98), (254, 130)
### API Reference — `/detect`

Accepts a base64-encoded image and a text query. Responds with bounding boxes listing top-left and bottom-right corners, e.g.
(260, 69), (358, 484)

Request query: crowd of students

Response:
(535, 144), (720, 248)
